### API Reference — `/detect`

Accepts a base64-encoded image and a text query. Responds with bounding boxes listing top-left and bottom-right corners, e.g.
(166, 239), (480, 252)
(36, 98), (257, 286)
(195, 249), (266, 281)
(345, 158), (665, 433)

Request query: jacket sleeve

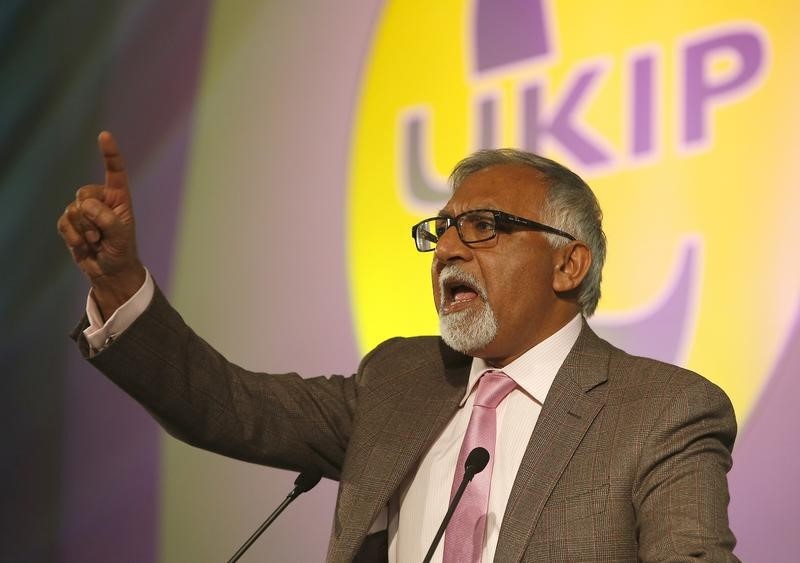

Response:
(75, 285), (359, 480)
(634, 373), (739, 562)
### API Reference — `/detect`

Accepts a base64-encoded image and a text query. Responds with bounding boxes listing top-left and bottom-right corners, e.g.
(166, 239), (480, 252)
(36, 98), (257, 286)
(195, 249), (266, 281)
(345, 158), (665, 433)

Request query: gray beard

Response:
(438, 266), (498, 355)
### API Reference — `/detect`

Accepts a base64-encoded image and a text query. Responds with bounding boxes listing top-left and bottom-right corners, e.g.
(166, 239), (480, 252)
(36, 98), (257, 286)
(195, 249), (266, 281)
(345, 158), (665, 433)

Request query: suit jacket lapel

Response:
(495, 322), (610, 562)
(331, 338), (470, 560)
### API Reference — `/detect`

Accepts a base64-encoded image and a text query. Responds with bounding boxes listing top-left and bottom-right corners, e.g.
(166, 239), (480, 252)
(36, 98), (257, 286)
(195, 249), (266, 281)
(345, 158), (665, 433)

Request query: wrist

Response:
(90, 263), (147, 320)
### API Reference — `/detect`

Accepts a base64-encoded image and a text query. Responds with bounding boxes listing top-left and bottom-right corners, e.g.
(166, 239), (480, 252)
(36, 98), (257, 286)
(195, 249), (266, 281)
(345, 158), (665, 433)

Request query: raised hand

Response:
(57, 131), (146, 318)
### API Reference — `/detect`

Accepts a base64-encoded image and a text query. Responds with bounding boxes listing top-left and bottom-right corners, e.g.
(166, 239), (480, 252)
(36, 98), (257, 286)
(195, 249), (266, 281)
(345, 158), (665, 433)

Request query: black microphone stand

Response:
(422, 447), (490, 563)
(227, 468), (323, 563)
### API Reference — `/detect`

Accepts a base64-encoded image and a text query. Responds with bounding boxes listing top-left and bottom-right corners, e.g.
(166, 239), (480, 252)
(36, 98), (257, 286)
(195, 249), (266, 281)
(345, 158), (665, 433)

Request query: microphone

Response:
(422, 447), (490, 563)
(227, 468), (323, 563)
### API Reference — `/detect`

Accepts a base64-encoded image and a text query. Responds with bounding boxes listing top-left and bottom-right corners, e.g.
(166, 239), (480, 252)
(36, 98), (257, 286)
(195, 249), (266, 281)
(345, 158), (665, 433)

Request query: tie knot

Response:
(474, 370), (517, 409)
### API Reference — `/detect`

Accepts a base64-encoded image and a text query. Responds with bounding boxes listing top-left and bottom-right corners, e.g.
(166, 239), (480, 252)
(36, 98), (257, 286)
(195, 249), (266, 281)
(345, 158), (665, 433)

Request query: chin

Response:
(439, 306), (498, 355)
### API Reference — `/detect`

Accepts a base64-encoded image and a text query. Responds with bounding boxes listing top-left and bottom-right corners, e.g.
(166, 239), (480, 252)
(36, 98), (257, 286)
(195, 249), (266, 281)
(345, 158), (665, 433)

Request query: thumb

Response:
(80, 198), (128, 241)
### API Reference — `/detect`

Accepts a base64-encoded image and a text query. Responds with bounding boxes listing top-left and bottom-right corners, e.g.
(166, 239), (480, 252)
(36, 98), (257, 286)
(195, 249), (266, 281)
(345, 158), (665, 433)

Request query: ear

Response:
(552, 241), (592, 293)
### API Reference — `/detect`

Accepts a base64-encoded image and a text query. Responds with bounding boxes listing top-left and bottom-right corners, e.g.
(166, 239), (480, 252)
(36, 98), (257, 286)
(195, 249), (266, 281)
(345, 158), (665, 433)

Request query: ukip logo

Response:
(403, 1), (767, 204)
(348, 0), (770, 368)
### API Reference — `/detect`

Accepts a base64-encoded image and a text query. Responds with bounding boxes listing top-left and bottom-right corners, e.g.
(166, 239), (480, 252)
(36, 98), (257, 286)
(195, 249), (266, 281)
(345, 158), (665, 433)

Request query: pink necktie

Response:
(443, 371), (517, 563)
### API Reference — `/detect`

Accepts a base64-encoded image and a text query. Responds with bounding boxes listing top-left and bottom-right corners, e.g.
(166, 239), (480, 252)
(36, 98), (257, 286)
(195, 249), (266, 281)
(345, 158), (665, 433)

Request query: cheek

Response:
(487, 257), (553, 306)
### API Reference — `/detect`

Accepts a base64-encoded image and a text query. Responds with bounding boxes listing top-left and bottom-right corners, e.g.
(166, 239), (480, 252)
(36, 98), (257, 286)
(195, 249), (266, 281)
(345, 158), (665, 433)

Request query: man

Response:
(58, 132), (738, 561)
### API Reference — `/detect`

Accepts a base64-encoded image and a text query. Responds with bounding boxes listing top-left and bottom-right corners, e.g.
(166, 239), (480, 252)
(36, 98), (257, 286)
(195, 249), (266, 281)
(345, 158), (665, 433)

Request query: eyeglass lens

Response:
(415, 211), (496, 250)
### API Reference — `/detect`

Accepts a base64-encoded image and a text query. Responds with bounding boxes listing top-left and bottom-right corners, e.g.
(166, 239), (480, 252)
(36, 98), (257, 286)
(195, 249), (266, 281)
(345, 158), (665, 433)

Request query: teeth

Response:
(452, 284), (478, 301)
(439, 266), (485, 309)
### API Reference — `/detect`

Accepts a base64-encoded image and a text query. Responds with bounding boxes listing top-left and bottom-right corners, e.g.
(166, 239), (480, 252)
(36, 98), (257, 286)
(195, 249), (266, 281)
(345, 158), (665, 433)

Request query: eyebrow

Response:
(437, 207), (500, 217)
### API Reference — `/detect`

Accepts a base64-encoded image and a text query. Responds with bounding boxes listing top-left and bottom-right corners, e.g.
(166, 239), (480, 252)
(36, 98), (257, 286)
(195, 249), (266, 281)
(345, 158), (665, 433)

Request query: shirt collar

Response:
(459, 314), (583, 407)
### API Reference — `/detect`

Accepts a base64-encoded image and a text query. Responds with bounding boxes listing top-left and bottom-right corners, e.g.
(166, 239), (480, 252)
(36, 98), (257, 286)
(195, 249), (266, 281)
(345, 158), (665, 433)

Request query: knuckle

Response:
(59, 228), (79, 247)
(76, 185), (101, 200)
(59, 215), (76, 234)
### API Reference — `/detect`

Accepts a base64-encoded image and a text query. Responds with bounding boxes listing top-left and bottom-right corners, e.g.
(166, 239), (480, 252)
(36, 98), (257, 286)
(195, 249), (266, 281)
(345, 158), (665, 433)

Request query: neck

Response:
(474, 309), (581, 367)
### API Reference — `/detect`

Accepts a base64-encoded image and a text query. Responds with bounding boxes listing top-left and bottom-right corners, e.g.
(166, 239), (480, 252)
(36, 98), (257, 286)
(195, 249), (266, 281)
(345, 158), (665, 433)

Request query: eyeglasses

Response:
(411, 208), (576, 252)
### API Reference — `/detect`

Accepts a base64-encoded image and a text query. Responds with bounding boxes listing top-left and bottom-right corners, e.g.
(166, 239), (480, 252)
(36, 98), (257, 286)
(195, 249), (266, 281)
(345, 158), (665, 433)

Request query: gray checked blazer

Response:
(78, 287), (739, 562)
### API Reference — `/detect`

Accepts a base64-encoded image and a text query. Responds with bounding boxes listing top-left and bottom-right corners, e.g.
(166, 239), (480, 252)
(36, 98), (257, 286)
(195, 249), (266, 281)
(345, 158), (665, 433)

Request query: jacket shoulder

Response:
(356, 336), (471, 387)
(576, 325), (734, 415)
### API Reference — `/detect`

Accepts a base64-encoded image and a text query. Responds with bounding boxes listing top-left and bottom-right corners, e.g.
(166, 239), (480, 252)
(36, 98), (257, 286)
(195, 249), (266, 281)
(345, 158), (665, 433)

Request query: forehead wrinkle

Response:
(441, 199), (504, 216)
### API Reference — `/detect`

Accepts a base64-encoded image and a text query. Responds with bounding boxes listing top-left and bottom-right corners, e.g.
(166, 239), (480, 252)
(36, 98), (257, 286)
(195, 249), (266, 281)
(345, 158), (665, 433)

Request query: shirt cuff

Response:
(83, 268), (155, 356)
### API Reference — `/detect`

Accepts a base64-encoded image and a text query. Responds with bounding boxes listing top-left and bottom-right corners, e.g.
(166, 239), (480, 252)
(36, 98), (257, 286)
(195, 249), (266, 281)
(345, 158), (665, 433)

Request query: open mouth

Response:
(440, 269), (483, 314)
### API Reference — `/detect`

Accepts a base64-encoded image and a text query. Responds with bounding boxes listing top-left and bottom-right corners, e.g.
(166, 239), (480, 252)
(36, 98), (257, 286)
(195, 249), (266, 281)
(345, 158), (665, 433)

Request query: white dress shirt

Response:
(387, 315), (582, 562)
(83, 273), (582, 562)
(83, 269), (154, 354)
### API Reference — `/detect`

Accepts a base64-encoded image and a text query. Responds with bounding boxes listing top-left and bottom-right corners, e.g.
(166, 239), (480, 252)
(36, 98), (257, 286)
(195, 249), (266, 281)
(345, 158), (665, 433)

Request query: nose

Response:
(434, 224), (473, 263)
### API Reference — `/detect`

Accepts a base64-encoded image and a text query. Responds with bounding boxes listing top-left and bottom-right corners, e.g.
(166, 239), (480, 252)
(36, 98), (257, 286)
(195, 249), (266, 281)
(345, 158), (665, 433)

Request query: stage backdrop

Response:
(3, 1), (798, 561)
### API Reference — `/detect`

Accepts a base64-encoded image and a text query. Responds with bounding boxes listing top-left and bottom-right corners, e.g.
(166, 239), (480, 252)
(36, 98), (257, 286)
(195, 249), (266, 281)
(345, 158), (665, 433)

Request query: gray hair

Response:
(449, 148), (607, 317)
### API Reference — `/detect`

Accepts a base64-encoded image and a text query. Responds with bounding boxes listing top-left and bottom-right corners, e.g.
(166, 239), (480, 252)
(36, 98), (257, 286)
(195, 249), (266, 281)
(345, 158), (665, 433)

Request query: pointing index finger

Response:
(98, 131), (129, 191)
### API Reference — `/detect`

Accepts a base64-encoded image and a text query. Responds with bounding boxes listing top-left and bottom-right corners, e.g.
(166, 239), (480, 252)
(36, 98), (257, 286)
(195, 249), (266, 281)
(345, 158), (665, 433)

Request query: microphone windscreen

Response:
(294, 468), (323, 493)
(465, 447), (490, 477)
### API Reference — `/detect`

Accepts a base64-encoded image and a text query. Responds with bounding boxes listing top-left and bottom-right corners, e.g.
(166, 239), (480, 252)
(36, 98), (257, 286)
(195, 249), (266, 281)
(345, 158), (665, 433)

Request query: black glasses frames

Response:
(411, 209), (576, 252)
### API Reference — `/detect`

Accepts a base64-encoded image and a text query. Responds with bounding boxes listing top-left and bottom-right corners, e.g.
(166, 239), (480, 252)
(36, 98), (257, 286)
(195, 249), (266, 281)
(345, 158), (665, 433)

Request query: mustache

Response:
(438, 265), (489, 306)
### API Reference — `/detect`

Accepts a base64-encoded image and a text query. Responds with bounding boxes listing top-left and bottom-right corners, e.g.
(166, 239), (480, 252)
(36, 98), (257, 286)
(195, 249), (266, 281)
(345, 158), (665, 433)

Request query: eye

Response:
(465, 213), (495, 232)
(474, 219), (494, 233)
